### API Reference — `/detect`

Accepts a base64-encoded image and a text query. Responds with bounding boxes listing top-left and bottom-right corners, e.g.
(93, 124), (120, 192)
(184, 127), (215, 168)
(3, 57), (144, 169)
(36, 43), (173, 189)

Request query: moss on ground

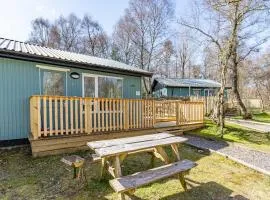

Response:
(0, 145), (270, 200)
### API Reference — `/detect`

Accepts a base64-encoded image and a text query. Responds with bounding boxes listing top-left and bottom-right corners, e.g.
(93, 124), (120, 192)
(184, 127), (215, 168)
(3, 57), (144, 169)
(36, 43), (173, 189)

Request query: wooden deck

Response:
(29, 96), (204, 157)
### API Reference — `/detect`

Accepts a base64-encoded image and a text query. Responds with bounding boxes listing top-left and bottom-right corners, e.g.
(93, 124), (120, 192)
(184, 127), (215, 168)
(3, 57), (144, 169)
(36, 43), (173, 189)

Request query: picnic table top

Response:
(87, 133), (187, 158)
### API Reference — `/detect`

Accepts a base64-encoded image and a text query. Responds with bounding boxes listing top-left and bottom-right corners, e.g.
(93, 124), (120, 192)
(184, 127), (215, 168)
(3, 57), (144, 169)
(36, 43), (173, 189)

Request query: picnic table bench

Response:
(87, 133), (196, 200)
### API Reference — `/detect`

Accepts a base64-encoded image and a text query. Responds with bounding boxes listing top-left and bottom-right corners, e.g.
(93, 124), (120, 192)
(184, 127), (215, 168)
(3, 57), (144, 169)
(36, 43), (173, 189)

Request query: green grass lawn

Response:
(187, 120), (270, 153)
(0, 146), (270, 200)
(233, 111), (270, 123)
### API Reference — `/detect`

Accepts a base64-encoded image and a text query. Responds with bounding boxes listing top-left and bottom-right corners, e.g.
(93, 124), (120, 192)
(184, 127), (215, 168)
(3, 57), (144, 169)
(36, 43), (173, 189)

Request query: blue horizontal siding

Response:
(0, 57), (142, 140)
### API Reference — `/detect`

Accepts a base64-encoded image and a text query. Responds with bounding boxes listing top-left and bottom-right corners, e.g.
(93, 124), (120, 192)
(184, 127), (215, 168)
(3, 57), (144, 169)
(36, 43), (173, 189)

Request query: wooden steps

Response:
(109, 159), (197, 193)
(29, 123), (204, 157)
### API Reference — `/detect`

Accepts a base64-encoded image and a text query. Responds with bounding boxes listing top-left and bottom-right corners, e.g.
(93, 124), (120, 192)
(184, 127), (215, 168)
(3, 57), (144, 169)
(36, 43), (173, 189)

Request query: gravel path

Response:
(183, 135), (270, 176)
(226, 118), (270, 133)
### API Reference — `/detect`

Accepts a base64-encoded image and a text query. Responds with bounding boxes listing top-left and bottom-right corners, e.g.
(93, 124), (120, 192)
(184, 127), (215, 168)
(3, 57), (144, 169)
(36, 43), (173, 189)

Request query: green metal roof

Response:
(0, 37), (152, 76)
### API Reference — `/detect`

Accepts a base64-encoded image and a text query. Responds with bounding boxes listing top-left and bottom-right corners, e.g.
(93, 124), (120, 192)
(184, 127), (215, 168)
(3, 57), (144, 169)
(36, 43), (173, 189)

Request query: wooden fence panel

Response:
(30, 96), (204, 139)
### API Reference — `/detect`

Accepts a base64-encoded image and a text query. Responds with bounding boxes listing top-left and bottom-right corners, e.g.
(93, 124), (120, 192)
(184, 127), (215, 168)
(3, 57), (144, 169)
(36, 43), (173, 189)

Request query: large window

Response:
(98, 77), (123, 98)
(193, 89), (201, 97)
(83, 74), (123, 98)
(43, 71), (65, 96)
(84, 76), (96, 97)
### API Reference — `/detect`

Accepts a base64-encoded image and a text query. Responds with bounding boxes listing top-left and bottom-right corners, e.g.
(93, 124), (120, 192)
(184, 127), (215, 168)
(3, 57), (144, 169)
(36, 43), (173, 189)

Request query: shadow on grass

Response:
(159, 180), (250, 200)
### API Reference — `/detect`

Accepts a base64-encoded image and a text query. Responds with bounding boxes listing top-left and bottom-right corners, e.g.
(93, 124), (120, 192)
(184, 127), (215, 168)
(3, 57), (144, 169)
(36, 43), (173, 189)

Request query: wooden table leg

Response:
(154, 146), (170, 164)
(171, 143), (188, 191)
(114, 155), (126, 200)
(171, 144), (181, 161)
(100, 157), (107, 180)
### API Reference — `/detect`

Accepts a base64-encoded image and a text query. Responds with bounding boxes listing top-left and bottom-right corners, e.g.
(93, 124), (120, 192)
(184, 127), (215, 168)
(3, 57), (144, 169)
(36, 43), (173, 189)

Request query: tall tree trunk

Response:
(181, 64), (185, 78)
(231, 42), (251, 119)
(218, 62), (227, 137)
(143, 77), (150, 96)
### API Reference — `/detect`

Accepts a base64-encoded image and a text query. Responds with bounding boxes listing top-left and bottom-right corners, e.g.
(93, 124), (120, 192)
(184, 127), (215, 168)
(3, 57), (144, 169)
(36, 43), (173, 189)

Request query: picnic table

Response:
(87, 133), (187, 180)
(87, 133), (197, 200)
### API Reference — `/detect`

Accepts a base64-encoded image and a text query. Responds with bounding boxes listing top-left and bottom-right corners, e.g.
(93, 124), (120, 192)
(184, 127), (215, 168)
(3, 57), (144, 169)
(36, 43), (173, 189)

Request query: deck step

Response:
(109, 159), (196, 193)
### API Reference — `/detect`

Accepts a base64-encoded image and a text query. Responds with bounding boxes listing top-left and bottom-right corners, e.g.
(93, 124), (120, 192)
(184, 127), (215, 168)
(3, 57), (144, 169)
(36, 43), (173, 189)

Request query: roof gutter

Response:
(0, 50), (153, 77)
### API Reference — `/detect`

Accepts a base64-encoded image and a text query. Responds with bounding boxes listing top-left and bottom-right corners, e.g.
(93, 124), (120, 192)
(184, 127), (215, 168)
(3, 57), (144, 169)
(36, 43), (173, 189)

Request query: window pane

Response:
(98, 77), (123, 98)
(43, 71), (65, 95)
(193, 89), (201, 97)
(84, 76), (95, 97)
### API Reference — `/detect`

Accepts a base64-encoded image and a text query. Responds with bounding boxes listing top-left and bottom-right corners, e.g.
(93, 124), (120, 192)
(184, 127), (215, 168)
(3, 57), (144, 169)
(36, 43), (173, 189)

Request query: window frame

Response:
(192, 88), (201, 97)
(82, 73), (124, 98)
(37, 65), (69, 96)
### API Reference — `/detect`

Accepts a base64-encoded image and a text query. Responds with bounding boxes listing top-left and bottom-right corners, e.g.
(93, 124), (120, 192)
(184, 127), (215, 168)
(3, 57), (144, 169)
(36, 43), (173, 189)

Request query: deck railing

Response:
(30, 96), (204, 139)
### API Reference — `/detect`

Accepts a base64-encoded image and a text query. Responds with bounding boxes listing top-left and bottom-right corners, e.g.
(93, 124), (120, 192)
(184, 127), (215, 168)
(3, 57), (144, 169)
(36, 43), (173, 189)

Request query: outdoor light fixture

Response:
(70, 72), (80, 79)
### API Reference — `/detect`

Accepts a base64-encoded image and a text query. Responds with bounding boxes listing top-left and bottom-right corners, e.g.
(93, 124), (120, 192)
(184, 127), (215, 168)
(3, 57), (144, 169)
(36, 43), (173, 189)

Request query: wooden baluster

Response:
(79, 98), (83, 133)
(93, 99), (97, 132)
(54, 97), (58, 136)
(65, 97), (69, 134)
(115, 99), (119, 130)
(123, 99), (128, 130)
(84, 99), (88, 134)
(75, 98), (78, 134)
(126, 100), (130, 130)
(133, 100), (136, 129)
(101, 98), (104, 131)
(60, 98), (64, 135)
(70, 98), (74, 135)
(97, 99), (100, 131)
(136, 100), (139, 128)
(105, 99), (109, 131)
(120, 99), (123, 130)
(109, 99), (112, 130)
(141, 100), (144, 129)
(49, 97), (53, 136)
(113, 99), (116, 130)
(43, 96), (47, 137)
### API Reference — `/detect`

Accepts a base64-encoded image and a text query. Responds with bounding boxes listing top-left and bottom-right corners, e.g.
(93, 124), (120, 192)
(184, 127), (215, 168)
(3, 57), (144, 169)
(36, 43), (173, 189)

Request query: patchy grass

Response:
(0, 146), (270, 200)
(233, 111), (270, 123)
(188, 120), (270, 152)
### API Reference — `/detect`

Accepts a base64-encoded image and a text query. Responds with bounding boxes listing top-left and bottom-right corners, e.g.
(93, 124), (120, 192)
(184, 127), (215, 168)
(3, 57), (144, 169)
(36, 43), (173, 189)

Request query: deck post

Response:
(30, 96), (40, 140)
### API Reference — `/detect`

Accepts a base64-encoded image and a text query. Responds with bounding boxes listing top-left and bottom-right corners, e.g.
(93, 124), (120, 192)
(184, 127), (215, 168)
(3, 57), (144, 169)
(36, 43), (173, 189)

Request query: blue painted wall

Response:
(0, 57), (142, 140)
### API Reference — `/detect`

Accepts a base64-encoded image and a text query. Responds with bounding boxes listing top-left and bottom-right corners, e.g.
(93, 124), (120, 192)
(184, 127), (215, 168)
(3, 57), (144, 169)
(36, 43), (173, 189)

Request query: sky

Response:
(0, 0), (189, 41)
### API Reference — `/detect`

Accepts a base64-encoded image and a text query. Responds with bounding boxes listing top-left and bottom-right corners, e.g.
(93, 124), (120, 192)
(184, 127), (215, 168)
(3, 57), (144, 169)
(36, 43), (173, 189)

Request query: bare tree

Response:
(159, 40), (174, 77)
(28, 18), (52, 46)
(81, 15), (109, 58)
(113, 0), (175, 94)
(56, 14), (82, 52)
(178, 41), (190, 78)
(112, 16), (137, 65)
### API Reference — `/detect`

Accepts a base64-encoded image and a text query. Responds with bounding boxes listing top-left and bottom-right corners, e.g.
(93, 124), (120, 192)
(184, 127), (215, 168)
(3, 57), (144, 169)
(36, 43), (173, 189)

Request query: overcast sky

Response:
(0, 0), (189, 41)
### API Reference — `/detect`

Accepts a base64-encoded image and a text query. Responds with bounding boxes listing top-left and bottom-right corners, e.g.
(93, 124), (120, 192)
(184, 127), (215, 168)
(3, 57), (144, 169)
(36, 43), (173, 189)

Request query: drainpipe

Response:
(189, 86), (191, 96)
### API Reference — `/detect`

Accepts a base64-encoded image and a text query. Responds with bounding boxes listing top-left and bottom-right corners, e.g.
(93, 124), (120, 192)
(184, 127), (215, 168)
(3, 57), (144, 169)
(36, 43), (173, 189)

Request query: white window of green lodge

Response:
(83, 74), (123, 98)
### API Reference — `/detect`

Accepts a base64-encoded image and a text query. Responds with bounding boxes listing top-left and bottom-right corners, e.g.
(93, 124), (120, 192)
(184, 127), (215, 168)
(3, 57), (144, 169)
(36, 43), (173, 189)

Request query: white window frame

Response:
(82, 73), (124, 98)
(36, 65), (69, 95)
(193, 89), (201, 97)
